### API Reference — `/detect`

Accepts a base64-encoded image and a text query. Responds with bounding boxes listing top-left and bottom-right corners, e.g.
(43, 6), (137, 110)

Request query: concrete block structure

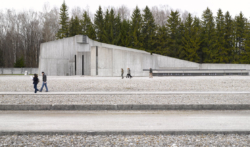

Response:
(39, 35), (250, 76)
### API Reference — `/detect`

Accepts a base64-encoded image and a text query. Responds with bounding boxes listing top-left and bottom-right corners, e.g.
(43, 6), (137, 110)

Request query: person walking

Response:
(128, 68), (132, 79)
(149, 68), (153, 78)
(33, 74), (39, 93)
(121, 68), (124, 79)
(126, 68), (129, 78)
(40, 72), (48, 92)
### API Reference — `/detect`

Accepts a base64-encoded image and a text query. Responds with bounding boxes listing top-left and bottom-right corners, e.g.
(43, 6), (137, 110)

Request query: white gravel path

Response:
(0, 134), (249, 146)
(1, 76), (250, 92)
(1, 94), (250, 104)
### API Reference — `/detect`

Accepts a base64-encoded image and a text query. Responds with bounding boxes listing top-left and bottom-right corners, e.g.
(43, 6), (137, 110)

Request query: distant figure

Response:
(121, 68), (124, 79)
(127, 68), (132, 79)
(33, 74), (39, 93)
(126, 68), (129, 78)
(40, 72), (48, 92)
(149, 68), (153, 78)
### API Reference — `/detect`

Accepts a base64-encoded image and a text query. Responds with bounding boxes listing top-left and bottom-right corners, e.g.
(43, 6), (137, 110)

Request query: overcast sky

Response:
(1, 0), (249, 18)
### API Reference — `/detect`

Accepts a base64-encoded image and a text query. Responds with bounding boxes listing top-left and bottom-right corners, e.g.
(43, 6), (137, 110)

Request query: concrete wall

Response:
(40, 35), (250, 77)
(39, 35), (90, 76)
(0, 68), (38, 74)
(90, 46), (200, 77)
(200, 64), (250, 70)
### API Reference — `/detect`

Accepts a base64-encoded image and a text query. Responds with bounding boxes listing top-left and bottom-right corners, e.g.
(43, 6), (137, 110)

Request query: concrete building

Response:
(39, 35), (250, 76)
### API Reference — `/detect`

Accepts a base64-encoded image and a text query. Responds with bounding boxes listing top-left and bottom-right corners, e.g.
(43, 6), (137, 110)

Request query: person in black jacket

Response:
(40, 72), (48, 92)
(33, 74), (39, 93)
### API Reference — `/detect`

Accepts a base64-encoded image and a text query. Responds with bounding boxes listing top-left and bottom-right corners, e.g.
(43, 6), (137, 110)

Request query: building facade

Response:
(39, 35), (250, 76)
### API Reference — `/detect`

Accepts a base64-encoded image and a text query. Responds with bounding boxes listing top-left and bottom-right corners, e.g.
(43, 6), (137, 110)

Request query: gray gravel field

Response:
(0, 134), (249, 146)
(1, 76), (250, 92)
(1, 94), (250, 105)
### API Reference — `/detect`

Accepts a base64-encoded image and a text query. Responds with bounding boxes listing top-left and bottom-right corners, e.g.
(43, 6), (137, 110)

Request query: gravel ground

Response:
(1, 94), (250, 105)
(0, 134), (249, 146)
(1, 76), (250, 92)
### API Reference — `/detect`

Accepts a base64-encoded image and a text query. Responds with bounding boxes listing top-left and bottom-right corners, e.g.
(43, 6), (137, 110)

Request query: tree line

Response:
(1, 2), (250, 68)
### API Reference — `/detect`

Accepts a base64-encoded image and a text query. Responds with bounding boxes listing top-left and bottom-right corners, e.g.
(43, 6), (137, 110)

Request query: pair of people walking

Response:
(33, 72), (48, 93)
(121, 68), (132, 79)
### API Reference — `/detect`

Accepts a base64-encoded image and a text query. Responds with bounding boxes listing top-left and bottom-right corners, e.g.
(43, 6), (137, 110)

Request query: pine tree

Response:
(68, 16), (81, 37)
(193, 17), (203, 62)
(201, 7), (217, 63)
(68, 17), (74, 37)
(154, 25), (169, 55)
(166, 10), (181, 58)
(241, 21), (250, 63)
(120, 19), (131, 47)
(130, 6), (143, 50)
(103, 9), (110, 43)
(56, 1), (69, 39)
(216, 9), (227, 63)
(82, 11), (96, 40)
(94, 6), (105, 42)
(113, 14), (122, 45)
(181, 14), (201, 62)
(224, 11), (234, 63)
(235, 12), (246, 63)
(141, 6), (156, 53)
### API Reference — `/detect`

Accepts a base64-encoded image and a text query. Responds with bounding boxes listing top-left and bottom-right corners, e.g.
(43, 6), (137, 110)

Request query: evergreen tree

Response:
(241, 21), (250, 63)
(235, 12), (246, 63)
(177, 21), (185, 58)
(216, 9), (227, 63)
(192, 17), (203, 62)
(166, 10), (181, 57)
(14, 57), (25, 68)
(82, 11), (96, 40)
(103, 9), (110, 43)
(113, 14), (122, 45)
(68, 17), (74, 37)
(94, 6), (105, 42)
(130, 6), (143, 49)
(224, 11), (234, 63)
(56, 1), (69, 39)
(154, 25), (169, 55)
(141, 6), (156, 53)
(68, 16), (81, 37)
(181, 14), (201, 62)
(103, 8), (116, 44)
(120, 19), (131, 47)
(201, 7), (217, 63)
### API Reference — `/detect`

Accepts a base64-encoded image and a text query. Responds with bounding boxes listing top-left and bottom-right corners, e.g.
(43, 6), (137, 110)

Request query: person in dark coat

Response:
(126, 68), (129, 78)
(40, 72), (48, 92)
(33, 74), (39, 93)
(149, 68), (153, 78)
(128, 68), (132, 79)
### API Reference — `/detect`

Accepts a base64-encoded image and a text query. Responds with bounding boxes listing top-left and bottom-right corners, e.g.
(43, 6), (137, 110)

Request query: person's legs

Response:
(34, 84), (36, 93)
(40, 82), (44, 92)
(34, 84), (38, 93)
(44, 83), (48, 92)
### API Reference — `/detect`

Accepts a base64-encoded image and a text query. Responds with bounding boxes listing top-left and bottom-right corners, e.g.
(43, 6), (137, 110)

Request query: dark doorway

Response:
(75, 55), (76, 75)
(82, 55), (84, 75)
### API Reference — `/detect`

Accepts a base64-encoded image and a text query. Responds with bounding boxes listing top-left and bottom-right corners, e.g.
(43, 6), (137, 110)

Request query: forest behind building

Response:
(1, 2), (250, 68)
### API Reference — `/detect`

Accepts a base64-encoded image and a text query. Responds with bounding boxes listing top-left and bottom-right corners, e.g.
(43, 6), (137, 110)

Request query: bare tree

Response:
(116, 5), (130, 20)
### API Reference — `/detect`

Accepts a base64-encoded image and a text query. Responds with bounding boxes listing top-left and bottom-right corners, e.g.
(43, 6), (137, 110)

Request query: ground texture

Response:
(0, 134), (249, 146)
(1, 76), (250, 92)
(1, 94), (250, 105)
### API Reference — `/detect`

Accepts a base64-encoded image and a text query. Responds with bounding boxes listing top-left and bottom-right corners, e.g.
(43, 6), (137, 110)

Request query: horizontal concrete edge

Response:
(1, 104), (250, 110)
(1, 92), (250, 95)
(1, 131), (250, 136)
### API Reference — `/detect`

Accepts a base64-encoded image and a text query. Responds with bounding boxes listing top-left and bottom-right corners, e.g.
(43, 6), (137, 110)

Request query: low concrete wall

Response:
(0, 68), (38, 75)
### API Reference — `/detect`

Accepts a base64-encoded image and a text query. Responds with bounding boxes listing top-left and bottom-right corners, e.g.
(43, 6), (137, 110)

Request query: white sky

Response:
(0, 0), (249, 19)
